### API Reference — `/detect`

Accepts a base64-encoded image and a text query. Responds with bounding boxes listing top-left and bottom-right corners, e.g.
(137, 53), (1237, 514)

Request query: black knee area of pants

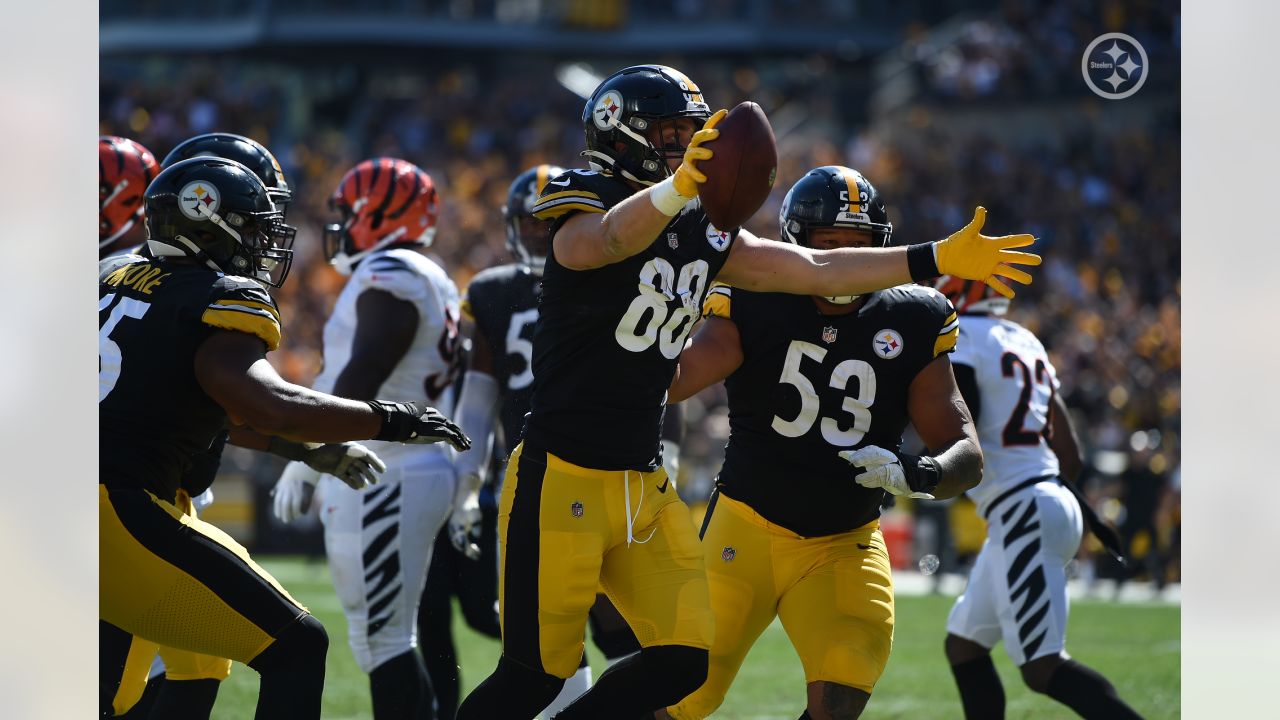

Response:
(370, 650), (433, 719)
(456, 656), (565, 720)
(249, 613), (328, 674)
(637, 645), (708, 706)
(1045, 659), (1144, 720)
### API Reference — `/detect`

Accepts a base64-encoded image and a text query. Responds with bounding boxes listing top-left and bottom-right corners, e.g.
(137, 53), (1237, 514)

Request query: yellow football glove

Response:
(935, 206), (1041, 298)
(672, 108), (727, 197)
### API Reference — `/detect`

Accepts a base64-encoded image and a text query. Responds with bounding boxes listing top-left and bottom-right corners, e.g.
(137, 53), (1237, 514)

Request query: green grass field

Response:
(213, 556), (1178, 719)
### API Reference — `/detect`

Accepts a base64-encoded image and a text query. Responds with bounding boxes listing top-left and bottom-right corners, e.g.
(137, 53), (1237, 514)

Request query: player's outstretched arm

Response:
(840, 356), (982, 500)
(553, 110), (726, 270)
(667, 315), (743, 403)
(194, 329), (469, 449)
(719, 207), (1040, 299)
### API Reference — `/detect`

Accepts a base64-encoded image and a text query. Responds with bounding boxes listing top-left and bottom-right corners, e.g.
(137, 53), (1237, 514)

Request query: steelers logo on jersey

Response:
(706, 224), (731, 252)
(179, 181), (221, 221)
(873, 329), (905, 359)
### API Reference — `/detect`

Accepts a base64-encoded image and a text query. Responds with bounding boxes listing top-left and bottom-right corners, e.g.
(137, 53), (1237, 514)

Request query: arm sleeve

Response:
(452, 370), (500, 485)
(201, 279), (282, 351)
(702, 283), (732, 320)
(531, 170), (608, 222)
(932, 297), (959, 358)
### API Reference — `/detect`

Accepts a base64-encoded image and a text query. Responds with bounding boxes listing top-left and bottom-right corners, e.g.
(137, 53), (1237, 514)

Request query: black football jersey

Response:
(709, 284), (958, 537)
(462, 263), (542, 454)
(525, 169), (737, 470)
(99, 255), (282, 501)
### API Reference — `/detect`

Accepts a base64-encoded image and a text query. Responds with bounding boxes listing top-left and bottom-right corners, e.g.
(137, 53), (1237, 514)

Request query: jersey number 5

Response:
(1000, 351), (1054, 447)
(615, 258), (709, 359)
(99, 293), (151, 402)
(771, 340), (877, 446)
(505, 308), (538, 391)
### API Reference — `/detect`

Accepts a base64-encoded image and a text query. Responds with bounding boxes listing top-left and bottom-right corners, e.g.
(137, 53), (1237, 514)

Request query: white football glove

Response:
(272, 461), (324, 524)
(448, 474), (484, 561)
(839, 445), (936, 500)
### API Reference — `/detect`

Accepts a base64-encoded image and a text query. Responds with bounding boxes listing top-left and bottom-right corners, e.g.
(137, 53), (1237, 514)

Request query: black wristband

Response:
(899, 452), (942, 495)
(906, 242), (941, 282)
(266, 435), (310, 462)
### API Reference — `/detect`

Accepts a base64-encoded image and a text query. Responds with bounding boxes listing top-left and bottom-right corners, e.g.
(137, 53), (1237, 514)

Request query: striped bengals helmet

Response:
(100, 136), (159, 250)
(324, 158), (440, 276)
(934, 275), (1010, 316)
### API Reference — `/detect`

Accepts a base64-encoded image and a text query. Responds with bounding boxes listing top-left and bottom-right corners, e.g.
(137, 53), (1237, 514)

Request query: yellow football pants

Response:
(669, 493), (895, 719)
(498, 443), (714, 679)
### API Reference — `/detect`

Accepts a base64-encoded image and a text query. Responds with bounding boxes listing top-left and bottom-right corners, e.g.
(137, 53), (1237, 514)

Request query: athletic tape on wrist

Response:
(649, 176), (693, 217)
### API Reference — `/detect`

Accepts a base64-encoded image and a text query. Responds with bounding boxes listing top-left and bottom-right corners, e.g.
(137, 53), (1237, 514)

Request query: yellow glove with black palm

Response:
(916, 206), (1041, 298)
(672, 108), (728, 197)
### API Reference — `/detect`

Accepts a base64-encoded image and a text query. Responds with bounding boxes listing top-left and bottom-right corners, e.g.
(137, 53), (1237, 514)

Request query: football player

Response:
(99, 133), (391, 720)
(936, 277), (1142, 719)
(655, 166), (982, 719)
(271, 157), (465, 720)
(455, 65), (1040, 720)
(100, 135), (158, 258)
(437, 165), (664, 719)
(100, 156), (469, 720)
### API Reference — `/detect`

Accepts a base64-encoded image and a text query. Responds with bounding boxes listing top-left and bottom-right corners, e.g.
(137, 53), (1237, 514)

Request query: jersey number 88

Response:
(615, 257), (709, 359)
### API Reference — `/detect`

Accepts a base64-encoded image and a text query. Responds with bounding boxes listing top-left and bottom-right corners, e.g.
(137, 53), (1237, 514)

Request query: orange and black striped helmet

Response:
(324, 157), (439, 275)
(99, 135), (159, 248)
(934, 275), (1010, 316)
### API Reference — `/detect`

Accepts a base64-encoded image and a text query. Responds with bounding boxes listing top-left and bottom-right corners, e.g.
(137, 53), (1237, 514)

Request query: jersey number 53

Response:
(772, 340), (877, 447)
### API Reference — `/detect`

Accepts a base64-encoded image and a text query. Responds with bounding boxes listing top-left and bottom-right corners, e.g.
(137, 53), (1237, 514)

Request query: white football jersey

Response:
(313, 247), (461, 459)
(952, 315), (1061, 515)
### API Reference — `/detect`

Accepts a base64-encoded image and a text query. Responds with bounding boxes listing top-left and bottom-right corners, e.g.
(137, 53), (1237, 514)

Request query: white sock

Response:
(538, 664), (593, 719)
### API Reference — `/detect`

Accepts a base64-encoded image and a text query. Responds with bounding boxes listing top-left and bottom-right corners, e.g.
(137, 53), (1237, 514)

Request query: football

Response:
(698, 101), (778, 230)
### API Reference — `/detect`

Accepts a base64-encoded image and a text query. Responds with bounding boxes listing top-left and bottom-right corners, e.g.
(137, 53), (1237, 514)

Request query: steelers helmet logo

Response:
(873, 329), (904, 359)
(179, 181), (221, 221)
(593, 90), (625, 130)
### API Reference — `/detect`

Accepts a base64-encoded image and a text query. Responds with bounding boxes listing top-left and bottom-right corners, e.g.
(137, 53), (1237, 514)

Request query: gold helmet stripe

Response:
(838, 166), (862, 214)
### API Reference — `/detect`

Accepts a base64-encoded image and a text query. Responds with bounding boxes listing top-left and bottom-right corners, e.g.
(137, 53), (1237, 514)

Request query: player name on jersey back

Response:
(714, 285), (958, 537)
(525, 169), (737, 470)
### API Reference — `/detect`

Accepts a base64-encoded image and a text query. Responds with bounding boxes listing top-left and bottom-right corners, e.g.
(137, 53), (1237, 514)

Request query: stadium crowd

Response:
(99, 41), (1180, 585)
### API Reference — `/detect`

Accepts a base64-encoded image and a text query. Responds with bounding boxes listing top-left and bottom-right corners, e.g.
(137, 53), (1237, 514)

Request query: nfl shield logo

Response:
(668, 232), (679, 249)
(722, 546), (736, 562)
(822, 326), (838, 344)
(571, 501), (584, 518)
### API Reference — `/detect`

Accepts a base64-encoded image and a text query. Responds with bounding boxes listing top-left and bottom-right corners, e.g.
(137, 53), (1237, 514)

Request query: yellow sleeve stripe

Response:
(533, 202), (607, 220)
(938, 312), (958, 333)
(460, 297), (474, 320)
(934, 327), (958, 357)
(703, 288), (732, 319)
(202, 308), (281, 351)
(536, 189), (601, 203)
(213, 298), (281, 322)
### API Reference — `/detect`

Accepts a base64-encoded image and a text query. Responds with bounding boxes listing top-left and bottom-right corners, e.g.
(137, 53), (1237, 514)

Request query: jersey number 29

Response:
(771, 340), (877, 446)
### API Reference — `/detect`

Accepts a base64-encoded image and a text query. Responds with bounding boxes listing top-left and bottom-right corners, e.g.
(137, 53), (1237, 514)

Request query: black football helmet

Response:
(144, 157), (296, 287)
(779, 166), (893, 304)
(503, 163), (566, 270)
(161, 133), (292, 215)
(582, 65), (712, 185)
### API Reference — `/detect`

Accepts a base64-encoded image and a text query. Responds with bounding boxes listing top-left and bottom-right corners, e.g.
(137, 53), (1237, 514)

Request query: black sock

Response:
(420, 641), (458, 720)
(456, 655), (565, 720)
(1045, 660), (1144, 719)
(147, 678), (220, 720)
(797, 711), (813, 720)
(248, 614), (328, 720)
(552, 645), (708, 720)
(370, 650), (436, 720)
(950, 655), (1006, 719)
